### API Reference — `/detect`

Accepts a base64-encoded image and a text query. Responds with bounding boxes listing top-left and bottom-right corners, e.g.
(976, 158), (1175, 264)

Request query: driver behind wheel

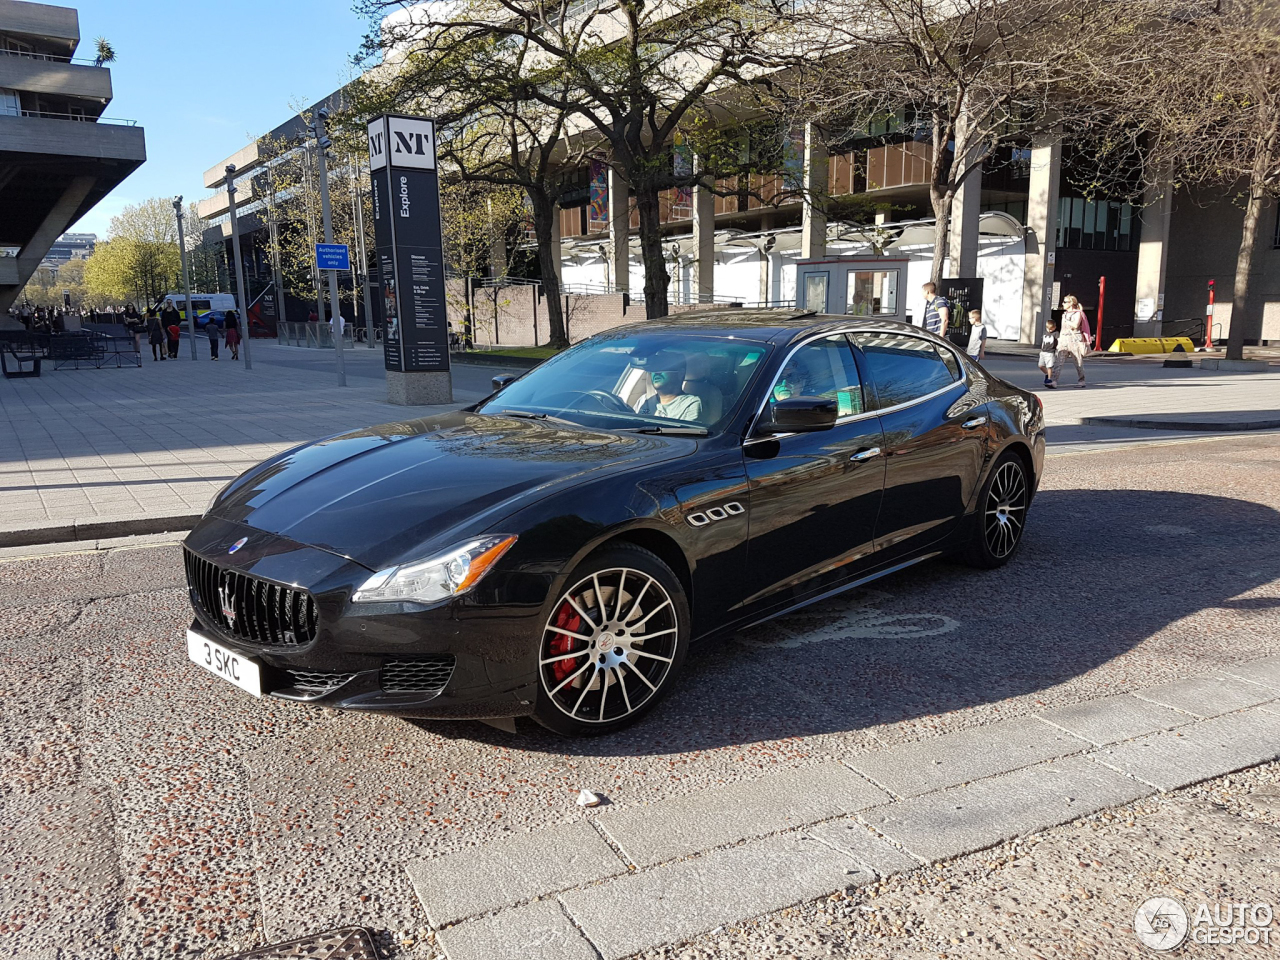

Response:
(634, 352), (703, 422)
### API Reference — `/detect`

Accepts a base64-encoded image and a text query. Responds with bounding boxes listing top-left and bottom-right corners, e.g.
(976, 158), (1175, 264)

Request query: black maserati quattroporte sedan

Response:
(183, 311), (1044, 734)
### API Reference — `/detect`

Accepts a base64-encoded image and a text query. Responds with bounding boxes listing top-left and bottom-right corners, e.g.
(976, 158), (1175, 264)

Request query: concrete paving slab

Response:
(846, 716), (1090, 798)
(559, 833), (857, 960)
(1132, 675), (1275, 718)
(1035, 694), (1189, 745)
(596, 762), (888, 868)
(1089, 707), (1280, 791)
(860, 756), (1152, 863)
(405, 821), (626, 927)
(1220, 655), (1280, 694)
(806, 819), (922, 880)
(437, 899), (597, 960)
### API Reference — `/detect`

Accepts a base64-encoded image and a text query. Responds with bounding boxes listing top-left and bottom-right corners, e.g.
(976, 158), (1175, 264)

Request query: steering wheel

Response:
(545, 389), (633, 414)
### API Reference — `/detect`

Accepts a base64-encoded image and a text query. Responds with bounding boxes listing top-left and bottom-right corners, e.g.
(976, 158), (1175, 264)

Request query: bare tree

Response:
(359, 0), (795, 319)
(793, 0), (1107, 285)
(1077, 0), (1278, 360)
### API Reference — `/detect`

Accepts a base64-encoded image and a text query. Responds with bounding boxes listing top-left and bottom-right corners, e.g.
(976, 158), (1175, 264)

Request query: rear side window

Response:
(851, 332), (960, 409)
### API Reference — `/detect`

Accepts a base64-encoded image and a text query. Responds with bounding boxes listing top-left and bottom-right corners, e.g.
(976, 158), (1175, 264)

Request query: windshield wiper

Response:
(497, 409), (578, 426)
(627, 424), (708, 436)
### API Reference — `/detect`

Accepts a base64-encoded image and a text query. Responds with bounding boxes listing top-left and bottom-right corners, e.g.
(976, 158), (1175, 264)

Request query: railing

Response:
(8, 108), (137, 125)
(0, 48), (105, 66)
(276, 321), (362, 348)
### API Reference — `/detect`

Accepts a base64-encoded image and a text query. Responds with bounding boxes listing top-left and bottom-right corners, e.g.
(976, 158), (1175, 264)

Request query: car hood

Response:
(208, 411), (692, 570)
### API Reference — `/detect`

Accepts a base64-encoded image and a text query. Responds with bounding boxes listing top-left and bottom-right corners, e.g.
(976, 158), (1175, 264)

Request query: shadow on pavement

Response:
(416, 487), (1280, 756)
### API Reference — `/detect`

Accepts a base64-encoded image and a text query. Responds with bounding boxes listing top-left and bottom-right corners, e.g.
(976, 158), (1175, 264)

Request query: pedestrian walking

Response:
(965, 308), (988, 362)
(206, 315), (221, 360)
(224, 310), (241, 360)
(921, 282), (951, 338)
(146, 309), (165, 361)
(166, 319), (181, 359)
(1051, 295), (1092, 388)
(1038, 317), (1060, 388)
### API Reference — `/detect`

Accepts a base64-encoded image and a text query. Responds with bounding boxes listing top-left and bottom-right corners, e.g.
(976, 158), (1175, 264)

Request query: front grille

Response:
(381, 656), (455, 694)
(184, 547), (318, 646)
(285, 669), (356, 693)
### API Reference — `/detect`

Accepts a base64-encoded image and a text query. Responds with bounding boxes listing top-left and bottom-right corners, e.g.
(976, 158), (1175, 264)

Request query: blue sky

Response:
(73, 0), (378, 237)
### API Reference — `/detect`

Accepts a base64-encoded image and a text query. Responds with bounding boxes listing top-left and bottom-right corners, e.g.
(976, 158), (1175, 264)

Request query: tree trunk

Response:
(929, 189), (952, 287)
(530, 192), (567, 348)
(634, 181), (670, 319)
(1226, 124), (1277, 362)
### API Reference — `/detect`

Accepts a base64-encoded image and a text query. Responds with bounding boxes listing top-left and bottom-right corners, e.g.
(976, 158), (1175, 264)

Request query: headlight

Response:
(351, 535), (518, 604)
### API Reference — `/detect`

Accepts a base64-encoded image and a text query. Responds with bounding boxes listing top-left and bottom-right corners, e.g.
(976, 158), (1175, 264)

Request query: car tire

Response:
(963, 452), (1030, 569)
(533, 543), (690, 736)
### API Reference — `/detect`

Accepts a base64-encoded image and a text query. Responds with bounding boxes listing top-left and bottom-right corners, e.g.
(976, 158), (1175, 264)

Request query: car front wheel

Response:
(533, 544), (689, 736)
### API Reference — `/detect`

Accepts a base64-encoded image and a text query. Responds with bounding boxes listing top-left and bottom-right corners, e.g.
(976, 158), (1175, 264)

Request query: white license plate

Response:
(186, 629), (263, 698)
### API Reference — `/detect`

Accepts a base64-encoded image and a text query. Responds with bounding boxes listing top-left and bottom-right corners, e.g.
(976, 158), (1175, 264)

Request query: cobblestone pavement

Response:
(0, 342), (512, 538)
(0, 433), (1277, 959)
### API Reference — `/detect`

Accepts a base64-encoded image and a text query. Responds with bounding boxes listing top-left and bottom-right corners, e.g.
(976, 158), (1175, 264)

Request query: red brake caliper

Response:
(549, 601), (584, 684)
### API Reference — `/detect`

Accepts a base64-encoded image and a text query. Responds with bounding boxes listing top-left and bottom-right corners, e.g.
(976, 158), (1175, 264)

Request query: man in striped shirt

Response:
(922, 282), (950, 338)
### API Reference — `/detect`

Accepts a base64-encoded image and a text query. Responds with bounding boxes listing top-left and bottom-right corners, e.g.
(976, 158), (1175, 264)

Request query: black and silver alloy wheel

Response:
(534, 545), (688, 735)
(965, 452), (1030, 569)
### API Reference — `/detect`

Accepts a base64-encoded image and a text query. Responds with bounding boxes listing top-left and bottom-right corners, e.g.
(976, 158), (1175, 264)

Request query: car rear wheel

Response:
(533, 544), (689, 736)
(964, 452), (1030, 569)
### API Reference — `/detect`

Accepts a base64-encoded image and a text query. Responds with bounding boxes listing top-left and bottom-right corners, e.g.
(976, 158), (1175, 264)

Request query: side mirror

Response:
(491, 374), (517, 393)
(755, 396), (839, 435)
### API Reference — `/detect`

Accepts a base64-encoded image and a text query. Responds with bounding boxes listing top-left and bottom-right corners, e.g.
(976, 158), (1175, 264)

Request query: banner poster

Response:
(672, 136), (693, 217)
(367, 115), (450, 373)
(588, 159), (609, 227)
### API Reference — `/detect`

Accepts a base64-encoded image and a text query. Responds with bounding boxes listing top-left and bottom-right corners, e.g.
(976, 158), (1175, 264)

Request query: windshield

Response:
(475, 331), (773, 434)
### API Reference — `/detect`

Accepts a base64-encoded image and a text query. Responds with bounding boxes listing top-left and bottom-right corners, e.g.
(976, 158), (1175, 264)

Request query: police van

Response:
(163, 293), (236, 327)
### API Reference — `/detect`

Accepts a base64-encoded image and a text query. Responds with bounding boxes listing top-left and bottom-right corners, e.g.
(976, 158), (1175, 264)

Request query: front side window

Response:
(767, 335), (866, 420)
(851, 332), (961, 409)
(475, 332), (771, 432)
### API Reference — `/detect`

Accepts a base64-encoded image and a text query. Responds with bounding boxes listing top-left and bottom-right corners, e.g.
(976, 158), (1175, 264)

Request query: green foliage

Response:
(80, 198), (182, 307)
(94, 37), (116, 66)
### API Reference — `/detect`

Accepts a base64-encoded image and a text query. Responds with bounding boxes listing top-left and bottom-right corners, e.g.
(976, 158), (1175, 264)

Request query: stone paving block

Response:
(1132, 676), (1275, 718)
(596, 762), (888, 867)
(1035, 694), (1189, 745)
(405, 821), (626, 927)
(1089, 707), (1280, 791)
(861, 756), (1151, 863)
(560, 833), (857, 960)
(806, 819), (922, 879)
(1221, 656), (1280, 694)
(437, 899), (596, 960)
(847, 716), (1090, 798)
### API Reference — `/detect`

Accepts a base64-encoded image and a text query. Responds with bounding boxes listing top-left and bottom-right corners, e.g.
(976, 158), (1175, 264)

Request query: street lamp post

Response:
(172, 195), (198, 360)
(311, 108), (346, 387)
(224, 163), (253, 370)
(351, 162), (375, 348)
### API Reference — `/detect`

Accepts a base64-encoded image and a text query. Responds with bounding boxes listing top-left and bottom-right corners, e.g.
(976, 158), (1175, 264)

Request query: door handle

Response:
(849, 446), (881, 463)
(962, 416), (988, 429)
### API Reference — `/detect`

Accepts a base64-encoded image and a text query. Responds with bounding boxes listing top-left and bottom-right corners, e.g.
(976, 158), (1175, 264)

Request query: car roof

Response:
(619, 310), (932, 345)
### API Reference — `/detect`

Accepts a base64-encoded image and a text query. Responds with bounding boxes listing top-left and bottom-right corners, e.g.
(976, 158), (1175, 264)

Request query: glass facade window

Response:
(981, 200), (1028, 224)
(803, 273), (829, 313)
(845, 269), (899, 315)
(1056, 197), (1136, 251)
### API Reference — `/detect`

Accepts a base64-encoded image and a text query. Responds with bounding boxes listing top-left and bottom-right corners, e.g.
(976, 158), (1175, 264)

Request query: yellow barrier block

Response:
(1108, 337), (1196, 354)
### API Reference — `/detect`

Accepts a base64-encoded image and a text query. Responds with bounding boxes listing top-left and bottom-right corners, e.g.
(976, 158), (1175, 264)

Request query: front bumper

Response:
(183, 517), (543, 718)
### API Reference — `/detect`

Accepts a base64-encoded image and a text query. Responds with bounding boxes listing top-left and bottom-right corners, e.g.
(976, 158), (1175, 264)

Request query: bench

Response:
(0, 330), (48, 378)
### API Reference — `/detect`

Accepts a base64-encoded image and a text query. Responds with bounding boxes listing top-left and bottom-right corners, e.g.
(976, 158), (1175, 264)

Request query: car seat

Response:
(682, 353), (724, 423)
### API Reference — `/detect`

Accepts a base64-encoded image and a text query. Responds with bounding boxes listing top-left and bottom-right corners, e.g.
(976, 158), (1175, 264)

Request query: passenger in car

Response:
(634, 352), (703, 421)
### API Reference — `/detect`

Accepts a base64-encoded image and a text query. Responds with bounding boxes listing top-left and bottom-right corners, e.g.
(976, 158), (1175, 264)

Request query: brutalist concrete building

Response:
(0, 0), (145, 310)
